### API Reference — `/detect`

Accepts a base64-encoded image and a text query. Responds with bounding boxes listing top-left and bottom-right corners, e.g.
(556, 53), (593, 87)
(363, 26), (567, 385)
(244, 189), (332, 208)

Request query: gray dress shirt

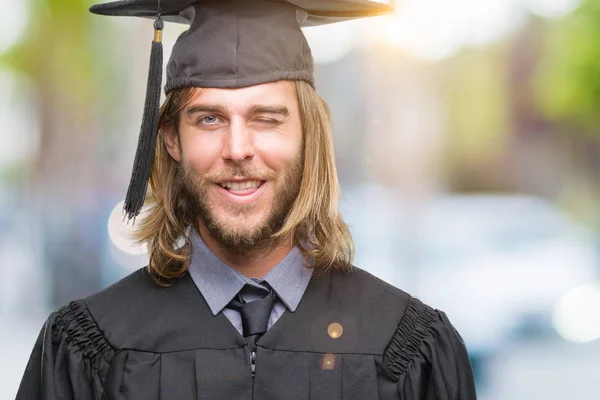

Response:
(187, 228), (313, 335)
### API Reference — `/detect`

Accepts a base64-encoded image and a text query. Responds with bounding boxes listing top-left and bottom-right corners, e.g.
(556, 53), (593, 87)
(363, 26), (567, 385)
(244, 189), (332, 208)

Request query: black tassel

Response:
(124, 17), (164, 223)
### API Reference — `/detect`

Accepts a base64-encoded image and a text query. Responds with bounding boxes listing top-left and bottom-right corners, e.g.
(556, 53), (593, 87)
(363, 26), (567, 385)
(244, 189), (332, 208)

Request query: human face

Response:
(166, 81), (303, 250)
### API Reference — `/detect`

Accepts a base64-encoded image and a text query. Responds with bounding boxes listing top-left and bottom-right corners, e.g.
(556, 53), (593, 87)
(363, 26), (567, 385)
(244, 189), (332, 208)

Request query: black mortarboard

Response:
(90, 0), (393, 221)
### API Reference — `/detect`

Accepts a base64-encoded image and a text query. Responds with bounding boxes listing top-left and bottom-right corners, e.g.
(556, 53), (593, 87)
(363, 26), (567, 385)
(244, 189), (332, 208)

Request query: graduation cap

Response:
(90, 0), (393, 221)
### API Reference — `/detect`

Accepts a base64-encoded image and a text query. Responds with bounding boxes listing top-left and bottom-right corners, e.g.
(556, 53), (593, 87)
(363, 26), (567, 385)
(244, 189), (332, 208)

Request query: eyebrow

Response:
(185, 104), (228, 116)
(247, 105), (290, 118)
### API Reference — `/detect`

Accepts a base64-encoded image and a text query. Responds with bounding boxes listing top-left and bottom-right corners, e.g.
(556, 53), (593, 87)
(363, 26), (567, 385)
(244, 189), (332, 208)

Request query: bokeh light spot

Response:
(328, 322), (344, 339)
(553, 284), (600, 344)
(320, 353), (337, 370)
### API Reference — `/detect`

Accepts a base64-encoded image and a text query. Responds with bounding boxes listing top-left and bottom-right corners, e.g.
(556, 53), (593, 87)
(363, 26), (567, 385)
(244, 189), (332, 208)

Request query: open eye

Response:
(199, 115), (220, 125)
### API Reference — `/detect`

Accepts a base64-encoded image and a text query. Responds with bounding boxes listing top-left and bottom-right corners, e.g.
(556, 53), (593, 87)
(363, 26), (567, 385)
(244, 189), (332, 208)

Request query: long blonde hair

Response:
(135, 81), (354, 284)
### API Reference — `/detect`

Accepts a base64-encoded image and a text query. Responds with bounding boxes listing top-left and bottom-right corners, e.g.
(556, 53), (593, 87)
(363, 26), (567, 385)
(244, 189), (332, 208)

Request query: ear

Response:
(162, 122), (181, 162)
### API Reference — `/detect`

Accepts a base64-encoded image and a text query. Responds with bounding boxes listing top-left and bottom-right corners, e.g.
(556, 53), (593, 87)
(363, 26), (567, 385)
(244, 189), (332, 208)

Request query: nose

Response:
(221, 120), (255, 162)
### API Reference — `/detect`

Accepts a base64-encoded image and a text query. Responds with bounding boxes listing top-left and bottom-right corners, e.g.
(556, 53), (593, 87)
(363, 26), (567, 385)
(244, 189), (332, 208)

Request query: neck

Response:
(196, 222), (293, 279)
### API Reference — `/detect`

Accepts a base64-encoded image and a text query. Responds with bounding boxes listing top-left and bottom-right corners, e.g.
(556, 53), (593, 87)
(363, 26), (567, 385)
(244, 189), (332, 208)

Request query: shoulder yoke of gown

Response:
(84, 267), (247, 352)
(257, 266), (413, 355)
(71, 266), (442, 361)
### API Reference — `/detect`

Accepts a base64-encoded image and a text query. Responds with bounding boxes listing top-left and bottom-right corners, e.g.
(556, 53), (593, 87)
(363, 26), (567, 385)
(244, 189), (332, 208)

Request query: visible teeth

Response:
(220, 180), (261, 191)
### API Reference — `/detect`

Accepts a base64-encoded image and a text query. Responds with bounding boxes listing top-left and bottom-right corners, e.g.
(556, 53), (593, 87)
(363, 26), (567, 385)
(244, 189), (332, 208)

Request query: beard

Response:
(178, 156), (303, 256)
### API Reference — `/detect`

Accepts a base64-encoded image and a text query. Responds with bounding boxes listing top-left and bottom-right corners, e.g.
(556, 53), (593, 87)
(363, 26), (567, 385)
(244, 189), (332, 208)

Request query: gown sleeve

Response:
(383, 297), (478, 399)
(15, 300), (115, 400)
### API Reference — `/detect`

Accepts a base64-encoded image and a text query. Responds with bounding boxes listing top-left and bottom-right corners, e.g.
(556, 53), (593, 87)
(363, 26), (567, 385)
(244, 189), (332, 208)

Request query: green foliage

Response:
(534, 0), (600, 130)
(1, 0), (101, 104)
(440, 45), (513, 164)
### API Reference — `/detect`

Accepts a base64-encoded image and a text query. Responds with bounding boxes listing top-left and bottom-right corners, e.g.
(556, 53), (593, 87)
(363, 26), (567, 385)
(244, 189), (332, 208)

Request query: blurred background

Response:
(2, 0), (600, 398)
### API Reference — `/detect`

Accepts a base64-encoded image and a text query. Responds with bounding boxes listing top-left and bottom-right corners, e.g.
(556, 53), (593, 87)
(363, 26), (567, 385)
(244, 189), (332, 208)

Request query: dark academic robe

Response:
(16, 267), (477, 399)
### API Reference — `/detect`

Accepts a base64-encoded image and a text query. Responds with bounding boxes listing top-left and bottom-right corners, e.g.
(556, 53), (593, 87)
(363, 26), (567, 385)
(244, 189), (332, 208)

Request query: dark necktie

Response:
(228, 284), (277, 352)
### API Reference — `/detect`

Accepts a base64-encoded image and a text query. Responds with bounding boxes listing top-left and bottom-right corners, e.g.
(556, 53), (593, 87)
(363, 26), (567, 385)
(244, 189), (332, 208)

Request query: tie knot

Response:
(228, 284), (276, 338)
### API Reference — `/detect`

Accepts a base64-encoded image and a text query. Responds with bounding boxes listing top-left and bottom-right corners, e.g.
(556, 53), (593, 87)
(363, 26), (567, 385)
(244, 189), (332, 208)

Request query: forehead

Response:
(187, 80), (298, 109)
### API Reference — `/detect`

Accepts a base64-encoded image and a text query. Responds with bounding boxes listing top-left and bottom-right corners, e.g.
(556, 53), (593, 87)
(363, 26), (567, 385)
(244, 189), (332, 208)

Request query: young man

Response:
(17, 1), (477, 399)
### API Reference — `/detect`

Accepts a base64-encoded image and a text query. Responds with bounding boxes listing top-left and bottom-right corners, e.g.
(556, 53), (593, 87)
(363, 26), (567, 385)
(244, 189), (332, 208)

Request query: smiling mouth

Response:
(217, 180), (266, 195)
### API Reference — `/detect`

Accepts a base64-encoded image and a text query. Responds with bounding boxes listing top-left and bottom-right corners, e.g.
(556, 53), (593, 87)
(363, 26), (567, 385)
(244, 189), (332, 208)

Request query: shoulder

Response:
(327, 265), (411, 300)
(84, 267), (165, 315)
(45, 269), (164, 353)
(82, 267), (209, 351)
(84, 268), (167, 342)
(326, 267), (468, 371)
(335, 268), (474, 386)
(321, 265), (413, 318)
(289, 266), (420, 353)
(386, 301), (477, 396)
(48, 300), (116, 372)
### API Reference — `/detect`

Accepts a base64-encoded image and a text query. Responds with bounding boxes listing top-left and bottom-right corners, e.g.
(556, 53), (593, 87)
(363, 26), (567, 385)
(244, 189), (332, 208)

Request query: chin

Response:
(217, 211), (269, 233)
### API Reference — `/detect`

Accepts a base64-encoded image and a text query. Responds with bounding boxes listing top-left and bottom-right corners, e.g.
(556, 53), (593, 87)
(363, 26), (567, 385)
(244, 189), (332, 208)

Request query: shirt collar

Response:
(187, 228), (312, 316)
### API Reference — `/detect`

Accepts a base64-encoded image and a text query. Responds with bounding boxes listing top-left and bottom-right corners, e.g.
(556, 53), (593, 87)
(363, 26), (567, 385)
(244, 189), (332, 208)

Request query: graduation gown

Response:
(16, 267), (477, 399)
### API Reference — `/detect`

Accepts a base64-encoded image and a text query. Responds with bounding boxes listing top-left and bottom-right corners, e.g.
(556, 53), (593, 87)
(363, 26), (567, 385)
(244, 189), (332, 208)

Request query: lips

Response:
(216, 180), (266, 203)
(219, 180), (263, 192)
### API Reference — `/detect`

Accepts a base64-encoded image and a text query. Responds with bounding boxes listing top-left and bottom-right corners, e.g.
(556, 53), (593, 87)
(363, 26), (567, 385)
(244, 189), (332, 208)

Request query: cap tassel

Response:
(124, 17), (164, 222)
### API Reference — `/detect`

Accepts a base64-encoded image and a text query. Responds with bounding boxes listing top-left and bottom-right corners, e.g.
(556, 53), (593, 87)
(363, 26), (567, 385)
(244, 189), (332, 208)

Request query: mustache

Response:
(205, 166), (277, 182)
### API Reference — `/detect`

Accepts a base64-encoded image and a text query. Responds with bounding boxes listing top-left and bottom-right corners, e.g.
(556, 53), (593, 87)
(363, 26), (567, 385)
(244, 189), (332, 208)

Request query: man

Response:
(17, 0), (477, 399)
